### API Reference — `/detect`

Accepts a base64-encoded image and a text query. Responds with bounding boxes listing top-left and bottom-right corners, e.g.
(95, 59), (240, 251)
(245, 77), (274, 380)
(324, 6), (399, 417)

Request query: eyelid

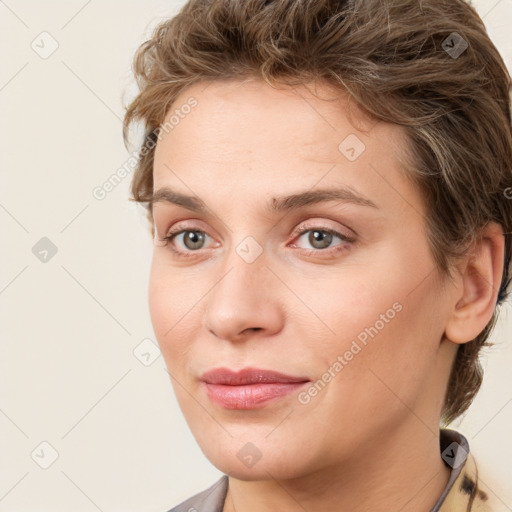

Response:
(290, 218), (356, 243)
(158, 218), (214, 243)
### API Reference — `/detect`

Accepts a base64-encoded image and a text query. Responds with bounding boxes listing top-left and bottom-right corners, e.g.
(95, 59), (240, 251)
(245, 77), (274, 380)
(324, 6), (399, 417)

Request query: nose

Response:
(202, 248), (284, 342)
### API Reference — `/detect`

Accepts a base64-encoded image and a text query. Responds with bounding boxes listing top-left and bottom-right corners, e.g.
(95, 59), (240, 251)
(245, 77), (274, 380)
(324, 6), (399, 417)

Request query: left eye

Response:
(293, 228), (351, 251)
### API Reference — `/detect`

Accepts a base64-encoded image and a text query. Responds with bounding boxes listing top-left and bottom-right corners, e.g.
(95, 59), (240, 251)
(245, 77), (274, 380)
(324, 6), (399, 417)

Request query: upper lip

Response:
(200, 367), (310, 385)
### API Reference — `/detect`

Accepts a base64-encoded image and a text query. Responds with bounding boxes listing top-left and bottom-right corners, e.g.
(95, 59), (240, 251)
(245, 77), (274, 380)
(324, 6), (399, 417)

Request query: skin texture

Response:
(148, 78), (504, 512)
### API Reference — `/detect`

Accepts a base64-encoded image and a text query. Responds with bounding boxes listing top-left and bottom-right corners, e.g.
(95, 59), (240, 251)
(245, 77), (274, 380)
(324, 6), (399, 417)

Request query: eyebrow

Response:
(149, 185), (378, 214)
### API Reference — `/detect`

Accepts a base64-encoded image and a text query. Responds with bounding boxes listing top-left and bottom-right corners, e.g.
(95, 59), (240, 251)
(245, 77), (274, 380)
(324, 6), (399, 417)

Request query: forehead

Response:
(152, 78), (422, 219)
(155, 78), (380, 164)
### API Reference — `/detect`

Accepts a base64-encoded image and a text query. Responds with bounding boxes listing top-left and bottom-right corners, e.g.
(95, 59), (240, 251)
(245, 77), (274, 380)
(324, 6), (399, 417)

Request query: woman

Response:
(123, 0), (512, 510)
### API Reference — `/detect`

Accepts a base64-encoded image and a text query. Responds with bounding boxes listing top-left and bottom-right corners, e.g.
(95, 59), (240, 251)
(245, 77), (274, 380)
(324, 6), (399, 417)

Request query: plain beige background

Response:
(0, 1), (511, 511)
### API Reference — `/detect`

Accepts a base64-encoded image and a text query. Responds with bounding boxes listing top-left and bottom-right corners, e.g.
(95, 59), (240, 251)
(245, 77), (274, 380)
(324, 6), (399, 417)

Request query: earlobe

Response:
(444, 222), (505, 345)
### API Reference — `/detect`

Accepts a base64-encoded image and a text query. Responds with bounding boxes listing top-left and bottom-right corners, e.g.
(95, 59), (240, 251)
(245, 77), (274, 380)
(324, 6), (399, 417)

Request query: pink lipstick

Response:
(200, 367), (310, 409)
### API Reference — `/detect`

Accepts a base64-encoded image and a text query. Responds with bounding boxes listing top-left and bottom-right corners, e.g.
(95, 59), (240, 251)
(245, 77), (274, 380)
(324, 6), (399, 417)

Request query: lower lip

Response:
(203, 382), (309, 409)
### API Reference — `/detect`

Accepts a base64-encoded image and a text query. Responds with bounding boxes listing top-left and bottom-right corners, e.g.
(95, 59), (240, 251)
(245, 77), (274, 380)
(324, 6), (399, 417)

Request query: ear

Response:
(444, 222), (505, 345)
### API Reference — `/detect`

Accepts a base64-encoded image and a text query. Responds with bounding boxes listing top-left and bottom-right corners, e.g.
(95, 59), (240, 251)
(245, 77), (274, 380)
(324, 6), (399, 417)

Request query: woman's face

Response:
(149, 78), (455, 479)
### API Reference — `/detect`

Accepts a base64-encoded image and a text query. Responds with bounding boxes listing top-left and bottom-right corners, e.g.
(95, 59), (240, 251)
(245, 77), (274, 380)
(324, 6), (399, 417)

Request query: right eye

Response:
(159, 228), (217, 257)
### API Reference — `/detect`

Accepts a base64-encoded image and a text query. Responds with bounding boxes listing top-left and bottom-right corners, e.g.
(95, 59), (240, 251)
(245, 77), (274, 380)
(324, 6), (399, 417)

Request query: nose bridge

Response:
(215, 219), (269, 287)
(212, 234), (269, 311)
(202, 234), (282, 340)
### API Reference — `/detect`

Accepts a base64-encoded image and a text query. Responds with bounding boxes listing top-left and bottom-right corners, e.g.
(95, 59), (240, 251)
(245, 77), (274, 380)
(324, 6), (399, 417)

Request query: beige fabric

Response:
(438, 450), (503, 512)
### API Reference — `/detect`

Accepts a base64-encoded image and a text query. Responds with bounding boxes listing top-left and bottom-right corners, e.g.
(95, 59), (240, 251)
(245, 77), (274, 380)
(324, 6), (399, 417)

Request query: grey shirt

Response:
(165, 428), (469, 512)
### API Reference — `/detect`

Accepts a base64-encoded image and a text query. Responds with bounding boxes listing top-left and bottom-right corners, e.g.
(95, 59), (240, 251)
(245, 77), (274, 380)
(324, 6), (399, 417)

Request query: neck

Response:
(222, 420), (451, 512)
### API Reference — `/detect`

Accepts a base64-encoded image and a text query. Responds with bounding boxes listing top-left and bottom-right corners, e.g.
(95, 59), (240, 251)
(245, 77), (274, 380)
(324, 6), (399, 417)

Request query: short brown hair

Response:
(123, 0), (512, 425)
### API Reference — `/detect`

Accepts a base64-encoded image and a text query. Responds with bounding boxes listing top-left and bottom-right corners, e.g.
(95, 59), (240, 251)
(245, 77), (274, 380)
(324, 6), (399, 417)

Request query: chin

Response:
(198, 436), (311, 481)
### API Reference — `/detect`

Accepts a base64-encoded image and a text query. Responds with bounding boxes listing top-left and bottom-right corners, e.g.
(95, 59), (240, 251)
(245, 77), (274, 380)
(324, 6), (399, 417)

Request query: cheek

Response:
(147, 260), (202, 363)
(296, 248), (442, 405)
(292, 298), (437, 457)
(148, 263), (171, 341)
(290, 264), (404, 357)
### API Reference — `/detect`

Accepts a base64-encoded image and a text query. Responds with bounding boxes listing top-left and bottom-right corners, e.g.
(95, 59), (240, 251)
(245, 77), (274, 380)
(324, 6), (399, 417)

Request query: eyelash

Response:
(158, 223), (355, 260)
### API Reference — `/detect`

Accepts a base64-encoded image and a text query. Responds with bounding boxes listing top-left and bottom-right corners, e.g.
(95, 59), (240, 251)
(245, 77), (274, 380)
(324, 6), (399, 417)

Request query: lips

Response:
(199, 367), (310, 409)
(200, 367), (310, 385)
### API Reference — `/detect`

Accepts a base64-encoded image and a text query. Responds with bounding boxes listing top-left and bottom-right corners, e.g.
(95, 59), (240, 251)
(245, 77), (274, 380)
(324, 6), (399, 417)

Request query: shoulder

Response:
(163, 475), (229, 512)
(439, 451), (504, 512)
